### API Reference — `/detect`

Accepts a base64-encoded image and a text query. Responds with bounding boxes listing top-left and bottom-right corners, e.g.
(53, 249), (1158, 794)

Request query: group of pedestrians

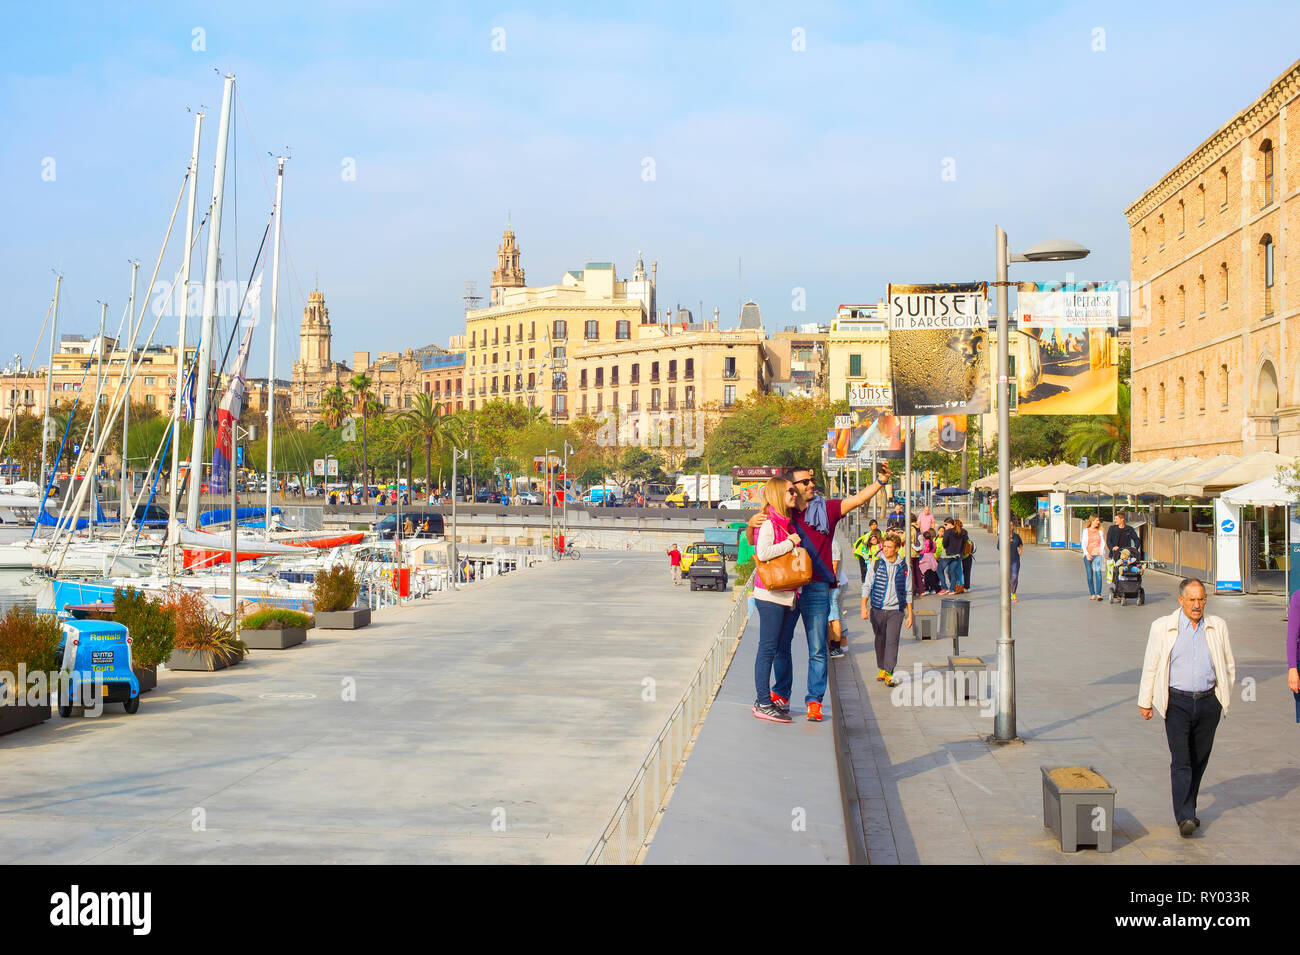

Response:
(1080, 511), (1145, 600)
(748, 464), (891, 723)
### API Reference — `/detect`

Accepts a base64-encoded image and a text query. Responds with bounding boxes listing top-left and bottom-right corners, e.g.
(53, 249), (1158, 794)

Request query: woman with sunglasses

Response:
(752, 478), (803, 723)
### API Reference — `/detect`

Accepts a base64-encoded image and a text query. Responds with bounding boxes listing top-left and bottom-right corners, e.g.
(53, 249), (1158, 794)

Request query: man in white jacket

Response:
(1137, 578), (1236, 837)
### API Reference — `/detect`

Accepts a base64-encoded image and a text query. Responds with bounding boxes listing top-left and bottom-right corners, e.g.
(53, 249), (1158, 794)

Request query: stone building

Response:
(1127, 57), (1300, 459)
(290, 290), (354, 426)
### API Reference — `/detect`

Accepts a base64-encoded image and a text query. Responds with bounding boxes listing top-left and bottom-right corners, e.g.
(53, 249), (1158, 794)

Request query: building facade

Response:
(766, 325), (829, 399)
(417, 352), (466, 413)
(1127, 57), (1300, 460)
(291, 291), (354, 426)
(827, 304), (890, 403)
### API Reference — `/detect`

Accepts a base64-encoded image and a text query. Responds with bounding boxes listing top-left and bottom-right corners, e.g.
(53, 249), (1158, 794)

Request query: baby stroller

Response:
(1107, 548), (1145, 606)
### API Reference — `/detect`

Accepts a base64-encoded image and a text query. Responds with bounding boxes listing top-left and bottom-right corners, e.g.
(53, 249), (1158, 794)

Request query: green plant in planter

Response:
(312, 565), (360, 613)
(112, 587), (175, 668)
(163, 585), (248, 663)
(0, 606), (62, 694)
(242, 608), (312, 631)
(733, 558), (755, 586)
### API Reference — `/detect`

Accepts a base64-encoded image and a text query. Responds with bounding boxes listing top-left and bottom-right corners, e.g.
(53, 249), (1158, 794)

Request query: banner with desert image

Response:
(1015, 282), (1119, 415)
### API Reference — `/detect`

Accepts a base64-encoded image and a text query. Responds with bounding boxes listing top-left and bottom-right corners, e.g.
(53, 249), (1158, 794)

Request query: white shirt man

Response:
(1137, 578), (1235, 837)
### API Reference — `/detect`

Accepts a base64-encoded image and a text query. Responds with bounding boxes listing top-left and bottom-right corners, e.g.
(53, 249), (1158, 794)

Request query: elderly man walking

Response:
(1138, 578), (1236, 837)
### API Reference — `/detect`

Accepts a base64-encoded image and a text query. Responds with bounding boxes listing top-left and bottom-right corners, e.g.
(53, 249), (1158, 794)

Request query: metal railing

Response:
(585, 597), (749, 864)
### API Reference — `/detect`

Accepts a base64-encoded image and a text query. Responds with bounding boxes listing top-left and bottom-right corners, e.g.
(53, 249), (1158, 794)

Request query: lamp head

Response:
(1016, 239), (1091, 262)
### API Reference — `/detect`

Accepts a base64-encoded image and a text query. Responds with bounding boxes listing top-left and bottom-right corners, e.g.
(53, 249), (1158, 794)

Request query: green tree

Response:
(347, 374), (376, 495)
(322, 385), (350, 428)
(398, 393), (451, 490)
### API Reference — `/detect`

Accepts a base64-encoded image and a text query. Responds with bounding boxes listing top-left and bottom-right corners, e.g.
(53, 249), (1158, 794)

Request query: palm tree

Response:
(1064, 382), (1131, 464)
(398, 393), (449, 494)
(348, 374), (375, 498)
(322, 385), (350, 428)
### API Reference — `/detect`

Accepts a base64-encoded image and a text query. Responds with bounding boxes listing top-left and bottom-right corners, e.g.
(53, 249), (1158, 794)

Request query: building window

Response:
(596, 393), (603, 413)
(684, 358), (694, 380)
(527, 373), (535, 390)
(504, 326), (510, 344)
(383, 394), (392, 407)
(848, 353), (862, 377)
(528, 347), (535, 360)
(491, 376), (498, 394)
(595, 368), (604, 388)
(616, 320), (630, 340)
(1177, 199), (1185, 236)
(1158, 295), (1166, 334)
(1196, 371), (1206, 412)
(723, 357), (737, 379)
(1220, 167), (1229, 208)
(611, 390), (618, 410)
(1140, 226), (1147, 259)
(1261, 140), (1274, 207)
(684, 385), (695, 409)
(1176, 377), (1185, 417)
(143, 376), (155, 386)
(1218, 364), (1229, 408)
(651, 361), (660, 383)
(650, 387), (660, 411)
(667, 388), (676, 411)
(1198, 274), (1206, 316)
(530, 321), (536, 341)
(1158, 213), (1165, 247)
(631, 363), (640, 384)
(493, 328), (499, 345)
(1262, 234), (1275, 316)
(585, 320), (600, 340)
(579, 368), (588, 389)
(553, 320), (567, 340)
(724, 385), (736, 407)
(611, 366), (619, 386)
(553, 394), (567, 415)
(581, 394), (588, 415)
(668, 360), (677, 381)
(492, 352), (498, 366)
(630, 390), (639, 411)
(1177, 285), (1185, 326)
(552, 346), (565, 360)
(1221, 263), (1229, 306)
(1141, 387), (1148, 425)
(518, 323), (523, 342)
(1157, 382), (1165, 421)
(1197, 183), (1206, 222)
(145, 394), (155, 406)
(471, 331), (476, 349)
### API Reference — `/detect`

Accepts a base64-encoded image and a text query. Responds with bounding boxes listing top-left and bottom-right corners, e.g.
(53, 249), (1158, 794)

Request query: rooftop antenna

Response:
(463, 281), (483, 313)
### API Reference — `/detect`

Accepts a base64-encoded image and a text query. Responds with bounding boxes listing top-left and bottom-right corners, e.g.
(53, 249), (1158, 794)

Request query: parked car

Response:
(54, 619), (141, 715)
(130, 503), (169, 528)
(515, 491), (541, 505)
(687, 555), (728, 592)
(717, 496), (755, 510)
(679, 543), (723, 575)
(474, 489), (504, 504)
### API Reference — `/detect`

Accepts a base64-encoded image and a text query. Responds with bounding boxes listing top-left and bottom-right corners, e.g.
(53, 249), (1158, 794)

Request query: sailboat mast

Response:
(265, 156), (285, 541)
(91, 301), (108, 541)
(120, 260), (139, 522)
(39, 274), (60, 490)
(169, 110), (204, 574)
(186, 73), (235, 530)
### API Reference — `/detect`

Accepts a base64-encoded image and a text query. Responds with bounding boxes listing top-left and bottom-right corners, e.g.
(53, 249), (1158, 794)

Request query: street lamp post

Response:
(992, 228), (1090, 744)
(451, 446), (469, 585)
(546, 447), (557, 554)
(563, 440), (573, 548)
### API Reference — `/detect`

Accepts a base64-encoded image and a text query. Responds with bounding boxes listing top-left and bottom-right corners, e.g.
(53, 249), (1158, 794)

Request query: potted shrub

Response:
(313, 565), (370, 629)
(111, 587), (174, 692)
(0, 605), (60, 734)
(162, 586), (247, 671)
(241, 607), (311, 650)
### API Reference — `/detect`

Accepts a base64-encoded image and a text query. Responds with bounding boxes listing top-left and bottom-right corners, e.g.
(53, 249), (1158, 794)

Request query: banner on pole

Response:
(1014, 325), (1119, 415)
(913, 414), (967, 453)
(313, 458), (326, 476)
(887, 283), (990, 415)
(1214, 498), (1242, 593)
(1016, 282), (1120, 328)
(326, 458), (339, 477)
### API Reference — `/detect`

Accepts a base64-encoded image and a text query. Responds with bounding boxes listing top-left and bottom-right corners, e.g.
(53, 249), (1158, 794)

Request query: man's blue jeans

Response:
(798, 580), (831, 704)
(939, 557), (963, 591)
(1084, 554), (1105, 596)
(754, 598), (799, 705)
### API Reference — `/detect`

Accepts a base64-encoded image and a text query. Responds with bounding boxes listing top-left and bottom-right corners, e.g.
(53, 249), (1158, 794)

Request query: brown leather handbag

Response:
(756, 545), (813, 591)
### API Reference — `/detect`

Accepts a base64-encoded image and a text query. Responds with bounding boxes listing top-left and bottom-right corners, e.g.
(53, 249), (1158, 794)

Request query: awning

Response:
(971, 465), (1044, 492)
(1060, 461), (1126, 493)
(1147, 455), (1237, 498)
(1197, 451), (1291, 497)
(1095, 457), (1174, 495)
(1013, 463), (1083, 492)
(1219, 474), (1296, 507)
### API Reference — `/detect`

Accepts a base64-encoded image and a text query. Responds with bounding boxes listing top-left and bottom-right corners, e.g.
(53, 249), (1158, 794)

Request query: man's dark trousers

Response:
(1163, 688), (1222, 824)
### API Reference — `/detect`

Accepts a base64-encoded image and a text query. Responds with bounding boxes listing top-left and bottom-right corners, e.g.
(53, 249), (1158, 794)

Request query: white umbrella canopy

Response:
(1219, 474), (1297, 507)
(1052, 462), (1105, 491)
(1095, 457), (1174, 495)
(1198, 451), (1291, 496)
(1149, 454), (1238, 498)
(1115, 457), (1197, 496)
(972, 465), (1044, 492)
(1067, 460), (1126, 493)
(1013, 463), (1083, 492)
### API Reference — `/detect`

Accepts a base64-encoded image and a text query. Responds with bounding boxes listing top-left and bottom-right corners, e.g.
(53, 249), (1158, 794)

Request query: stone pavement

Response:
(0, 551), (733, 864)
(835, 530), (1300, 863)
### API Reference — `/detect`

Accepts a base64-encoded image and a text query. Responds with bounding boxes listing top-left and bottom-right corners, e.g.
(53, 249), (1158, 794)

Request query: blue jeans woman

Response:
(1085, 554), (1105, 597)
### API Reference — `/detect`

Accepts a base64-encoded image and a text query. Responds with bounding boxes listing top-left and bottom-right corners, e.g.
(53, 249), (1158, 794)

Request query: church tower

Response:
(297, 289), (331, 371)
(490, 220), (526, 305)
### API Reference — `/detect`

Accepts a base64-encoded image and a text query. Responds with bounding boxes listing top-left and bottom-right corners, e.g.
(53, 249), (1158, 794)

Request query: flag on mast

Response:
(210, 306), (257, 496)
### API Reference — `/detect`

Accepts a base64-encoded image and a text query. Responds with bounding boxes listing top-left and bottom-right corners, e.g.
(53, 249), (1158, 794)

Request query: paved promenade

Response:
(0, 551), (733, 863)
(836, 529), (1300, 863)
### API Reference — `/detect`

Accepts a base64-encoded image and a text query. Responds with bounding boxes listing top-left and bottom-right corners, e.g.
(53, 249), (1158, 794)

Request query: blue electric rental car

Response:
(54, 619), (141, 715)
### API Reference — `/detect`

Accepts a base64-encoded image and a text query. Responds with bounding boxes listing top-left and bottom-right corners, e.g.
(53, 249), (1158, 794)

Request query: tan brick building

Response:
(1127, 57), (1300, 460)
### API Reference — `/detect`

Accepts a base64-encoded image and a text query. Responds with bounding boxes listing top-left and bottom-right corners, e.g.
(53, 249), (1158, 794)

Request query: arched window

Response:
(1176, 377), (1186, 417)
(1158, 382), (1166, 421)
(1260, 140), (1274, 206)
(1178, 284), (1186, 325)
(1218, 364), (1229, 408)
(1198, 274), (1206, 316)
(1220, 167), (1229, 207)
(1158, 294), (1166, 333)
(1196, 371), (1206, 411)
(1158, 213), (1166, 246)
(1221, 263), (1229, 306)
(1197, 182), (1206, 222)
(1258, 360), (1279, 414)
(1177, 199), (1186, 235)
(1261, 234), (1275, 315)
(1141, 387), (1148, 425)
(1141, 226), (1148, 258)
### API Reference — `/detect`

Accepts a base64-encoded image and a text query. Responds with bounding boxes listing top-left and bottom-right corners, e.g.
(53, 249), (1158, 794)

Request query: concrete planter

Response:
(315, 608), (370, 630)
(0, 701), (52, 735)
(168, 647), (244, 671)
(242, 626), (308, 650)
(132, 666), (158, 693)
(1042, 765), (1116, 853)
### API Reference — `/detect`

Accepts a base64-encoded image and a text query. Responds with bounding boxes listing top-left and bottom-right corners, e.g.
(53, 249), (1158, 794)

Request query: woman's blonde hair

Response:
(1089, 514), (1101, 528)
(762, 477), (792, 519)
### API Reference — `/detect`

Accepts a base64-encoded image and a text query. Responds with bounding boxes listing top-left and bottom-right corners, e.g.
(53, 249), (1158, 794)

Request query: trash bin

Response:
(912, 609), (938, 640)
(939, 597), (970, 639)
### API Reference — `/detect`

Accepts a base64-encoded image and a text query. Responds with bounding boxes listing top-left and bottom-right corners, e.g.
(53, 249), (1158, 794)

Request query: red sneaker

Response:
(806, 701), (823, 722)
(770, 693), (791, 715)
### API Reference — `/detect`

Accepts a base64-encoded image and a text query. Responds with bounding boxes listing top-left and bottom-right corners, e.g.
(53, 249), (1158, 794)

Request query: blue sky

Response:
(2, 1), (1299, 379)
